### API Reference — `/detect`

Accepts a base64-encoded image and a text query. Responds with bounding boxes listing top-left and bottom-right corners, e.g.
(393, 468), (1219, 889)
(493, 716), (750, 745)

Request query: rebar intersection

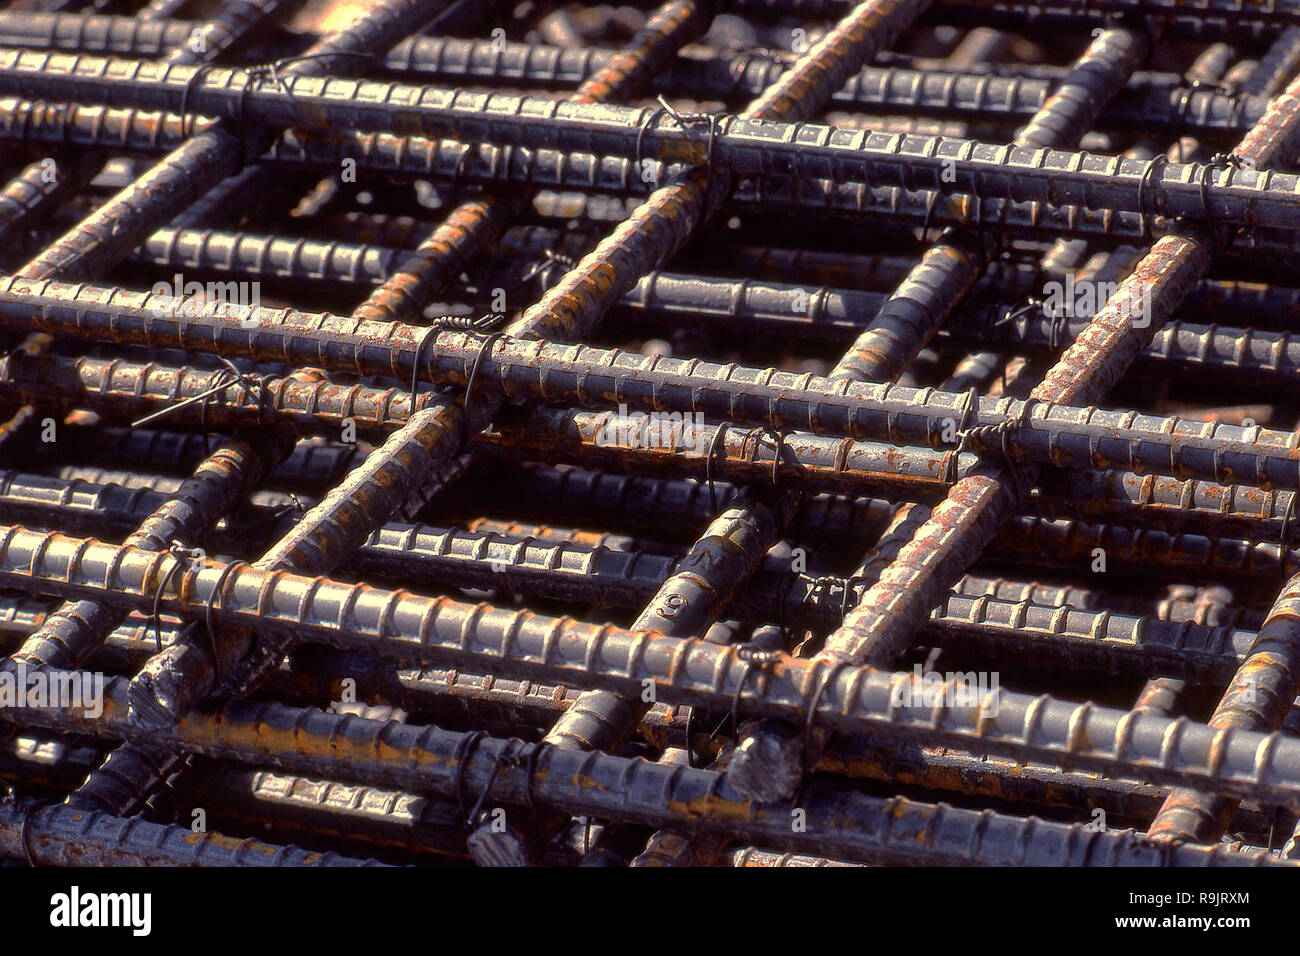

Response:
(1, 0), (1300, 869)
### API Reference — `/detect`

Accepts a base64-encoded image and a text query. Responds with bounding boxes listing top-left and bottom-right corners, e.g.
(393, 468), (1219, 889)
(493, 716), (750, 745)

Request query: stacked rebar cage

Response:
(2, 0), (1300, 867)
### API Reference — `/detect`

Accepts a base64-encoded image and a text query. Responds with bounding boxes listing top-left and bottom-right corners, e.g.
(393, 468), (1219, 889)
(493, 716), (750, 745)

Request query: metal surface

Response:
(0, 0), (1297, 869)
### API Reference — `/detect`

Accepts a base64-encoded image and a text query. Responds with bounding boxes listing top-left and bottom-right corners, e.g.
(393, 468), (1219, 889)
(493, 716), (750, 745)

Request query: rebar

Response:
(9, 54), (1300, 235)
(726, 36), (1300, 802)
(2, 0), (1300, 870)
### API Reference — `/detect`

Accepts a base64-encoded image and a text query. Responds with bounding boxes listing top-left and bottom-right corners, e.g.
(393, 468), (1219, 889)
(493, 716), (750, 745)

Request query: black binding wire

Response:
(150, 543), (204, 653)
(1200, 151), (1248, 254)
(0, 783), (38, 867)
(1136, 153), (1170, 242)
(202, 559), (247, 686)
(795, 659), (854, 808)
(519, 742), (545, 830)
(942, 387), (979, 486)
(178, 62), (220, 138)
(920, 189), (942, 243)
(410, 314), (504, 416)
(776, 571), (802, 632)
(635, 95), (721, 198)
(684, 704), (700, 768)
(466, 738), (524, 828)
(988, 298), (1043, 391)
(1281, 489), (1296, 549)
(451, 142), (483, 195)
(131, 357), (269, 430)
(460, 330), (506, 445)
(517, 248), (578, 290)
(805, 574), (838, 619)
(452, 730), (488, 824)
(840, 574), (866, 620)
(705, 420), (735, 513)
(242, 51), (372, 101)
(956, 398), (1039, 507)
(409, 324), (441, 413)
(726, 643), (783, 743)
(1176, 78), (1226, 131)
(1047, 307), (1072, 352)
(749, 425), (791, 528)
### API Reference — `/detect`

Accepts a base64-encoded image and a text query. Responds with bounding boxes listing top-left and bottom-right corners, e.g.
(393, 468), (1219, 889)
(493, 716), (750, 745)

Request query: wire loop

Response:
(150, 543), (204, 653)
(634, 95), (721, 198)
(1136, 153), (1170, 241)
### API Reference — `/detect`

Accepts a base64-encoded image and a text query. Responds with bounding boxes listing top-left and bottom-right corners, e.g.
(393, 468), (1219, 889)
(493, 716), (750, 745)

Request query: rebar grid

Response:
(0, 0), (1299, 870)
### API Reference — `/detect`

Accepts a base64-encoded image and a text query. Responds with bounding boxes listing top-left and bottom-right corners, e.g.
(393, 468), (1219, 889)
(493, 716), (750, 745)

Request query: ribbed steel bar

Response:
(10, 282), (1300, 495)
(0, 351), (414, 440)
(81, 0), (721, 826)
(0, 462), (1281, 674)
(29, 424), (366, 491)
(0, 0), (288, 252)
(1, 594), (1283, 839)
(122, 228), (1300, 389)
(830, 26), (1145, 384)
(0, 11), (198, 54)
(1146, 561), (1300, 843)
(9, 0), (455, 282)
(370, 39), (1263, 140)
(6, 54), (1300, 233)
(480, 408), (1300, 548)
(0, 668), (1292, 865)
(1243, 28), (1300, 96)
(122, 219), (1300, 347)
(6, 98), (1299, 257)
(0, 800), (385, 866)
(0, 21), (1275, 140)
(134, 228), (409, 289)
(728, 0), (1300, 40)
(725, 39), (1300, 802)
(7, 525), (1300, 809)
(182, 767), (474, 862)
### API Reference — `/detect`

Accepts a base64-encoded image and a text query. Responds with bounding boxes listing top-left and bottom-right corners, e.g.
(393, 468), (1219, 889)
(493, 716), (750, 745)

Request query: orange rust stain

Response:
(666, 793), (752, 822)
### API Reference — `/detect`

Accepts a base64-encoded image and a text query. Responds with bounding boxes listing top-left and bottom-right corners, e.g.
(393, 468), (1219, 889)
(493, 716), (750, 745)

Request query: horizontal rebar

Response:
(2, 281), (1297, 492)
(2, 53), (1299, 233)
(0, 800), (387, 866)
(4, 525), (1300, 807)
(0, 671), (1291, 865)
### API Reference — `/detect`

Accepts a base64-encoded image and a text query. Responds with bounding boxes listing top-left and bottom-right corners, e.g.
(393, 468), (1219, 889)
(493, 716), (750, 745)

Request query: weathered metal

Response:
(9, 55), (1300, 235)
(1, 669), (1294, 865)
(1, 0), (1298, 870)
(727, 42), (1300, 803)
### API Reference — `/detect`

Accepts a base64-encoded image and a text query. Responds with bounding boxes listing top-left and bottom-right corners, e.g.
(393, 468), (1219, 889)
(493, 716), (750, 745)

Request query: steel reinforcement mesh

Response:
(0, 0), (1299, 868)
